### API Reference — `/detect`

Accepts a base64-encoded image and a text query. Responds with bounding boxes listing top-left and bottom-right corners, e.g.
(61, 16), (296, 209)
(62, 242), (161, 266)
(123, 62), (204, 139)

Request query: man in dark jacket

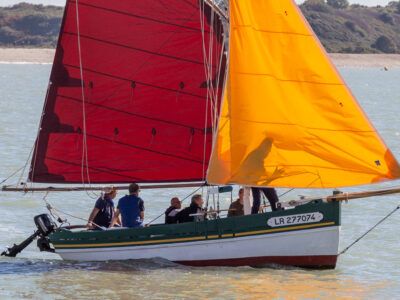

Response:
(176, 194), (204, 223)
(165, 197), (181, 224)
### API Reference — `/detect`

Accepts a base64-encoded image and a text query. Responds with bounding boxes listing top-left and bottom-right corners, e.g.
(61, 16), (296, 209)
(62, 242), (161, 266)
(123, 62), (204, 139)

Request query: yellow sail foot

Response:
(207, 0), (400, 188)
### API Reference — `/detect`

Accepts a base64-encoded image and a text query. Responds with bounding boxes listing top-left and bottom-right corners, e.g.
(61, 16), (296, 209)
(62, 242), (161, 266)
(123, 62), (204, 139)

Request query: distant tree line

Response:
(301, 0), (400, 53)
(1, 2), (400, 53)
(303, 0), (349, 9)
(304, 0), (400, 11)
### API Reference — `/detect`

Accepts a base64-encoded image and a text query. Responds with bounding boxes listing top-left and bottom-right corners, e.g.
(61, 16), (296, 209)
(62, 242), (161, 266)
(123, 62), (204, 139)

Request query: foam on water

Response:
(0, 64), (399, 299)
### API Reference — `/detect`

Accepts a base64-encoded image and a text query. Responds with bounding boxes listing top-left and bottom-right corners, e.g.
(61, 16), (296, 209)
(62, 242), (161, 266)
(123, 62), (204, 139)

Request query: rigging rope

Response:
(200, 1), (211, 182)
(147, 185), (204, 225)
(0, 82), (51, 188)
(339, 204), (400, 256)
(279, 188), (295, 198)
(199, 0), (227, 182)
(75, 0), (97, 200)
(51, 205), (103, 230)
(41, 192), (106, 230)
(29, 81), (52, 189)
(0, 166), (25, 185)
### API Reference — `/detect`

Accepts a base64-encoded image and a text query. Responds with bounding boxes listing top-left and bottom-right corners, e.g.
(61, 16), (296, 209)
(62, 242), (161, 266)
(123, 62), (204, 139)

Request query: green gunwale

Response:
(50, 200), (341, 249)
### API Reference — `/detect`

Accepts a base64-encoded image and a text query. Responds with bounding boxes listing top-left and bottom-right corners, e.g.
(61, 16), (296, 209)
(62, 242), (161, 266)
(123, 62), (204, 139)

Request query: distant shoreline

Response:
(1, 48), (400, 68)
(329, 53), (400, 68)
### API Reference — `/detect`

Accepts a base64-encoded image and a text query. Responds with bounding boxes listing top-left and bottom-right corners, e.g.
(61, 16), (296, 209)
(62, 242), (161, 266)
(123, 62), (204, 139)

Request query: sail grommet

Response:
(189, 128), (195, 152)
(89, 81), (94, 89)
(176, 82), (185, 103)
(130, 81), (137, 105)
(112, 128), (119, 142)
(149, 128), (157, 148)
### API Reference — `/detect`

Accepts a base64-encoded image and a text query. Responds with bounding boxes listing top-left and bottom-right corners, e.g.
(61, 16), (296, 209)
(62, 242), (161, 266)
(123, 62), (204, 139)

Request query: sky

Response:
(0, 0), (395, 6)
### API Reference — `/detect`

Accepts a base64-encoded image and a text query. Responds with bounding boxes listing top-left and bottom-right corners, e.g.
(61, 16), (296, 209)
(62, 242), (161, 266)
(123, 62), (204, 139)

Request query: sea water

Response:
(0, 64), (399, 299)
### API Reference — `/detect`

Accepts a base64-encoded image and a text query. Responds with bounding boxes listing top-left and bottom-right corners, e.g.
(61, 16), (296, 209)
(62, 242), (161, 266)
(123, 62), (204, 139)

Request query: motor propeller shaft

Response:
(1, 231), (40, 257)
(1, 214), (56, 257)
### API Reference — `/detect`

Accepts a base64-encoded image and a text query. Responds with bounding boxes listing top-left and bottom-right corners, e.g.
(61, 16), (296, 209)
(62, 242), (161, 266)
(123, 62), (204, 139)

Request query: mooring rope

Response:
(339, 204), (400, 256)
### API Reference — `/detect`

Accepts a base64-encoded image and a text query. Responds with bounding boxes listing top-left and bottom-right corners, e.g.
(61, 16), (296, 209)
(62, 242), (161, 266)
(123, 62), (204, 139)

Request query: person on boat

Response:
(228, 188), (244, 217)
(165, 197), (181, 224)
(175, 194), (204, 223)
(87, 185), (120, 230)
(110, 183), (145, 228)
(251, 187), (279, 213)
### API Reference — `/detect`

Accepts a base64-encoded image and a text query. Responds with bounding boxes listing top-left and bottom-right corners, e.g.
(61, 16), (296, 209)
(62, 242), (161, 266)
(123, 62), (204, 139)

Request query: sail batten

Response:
(29, 0), (225, 184)
(206, 0), (400, 188)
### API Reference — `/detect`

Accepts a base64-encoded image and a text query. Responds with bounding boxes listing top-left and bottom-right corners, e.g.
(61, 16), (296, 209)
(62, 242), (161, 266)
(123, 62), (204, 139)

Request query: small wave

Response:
(0, 257), (184, 275)
(0, 225), (23, 234)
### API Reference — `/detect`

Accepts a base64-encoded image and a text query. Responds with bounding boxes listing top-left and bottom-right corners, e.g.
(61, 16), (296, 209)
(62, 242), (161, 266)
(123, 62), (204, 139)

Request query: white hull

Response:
(54, 226), (340, 267)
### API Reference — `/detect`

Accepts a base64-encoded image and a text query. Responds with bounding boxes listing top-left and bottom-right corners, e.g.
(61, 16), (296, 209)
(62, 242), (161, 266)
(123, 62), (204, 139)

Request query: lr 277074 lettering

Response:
(267, 212), (324, 227)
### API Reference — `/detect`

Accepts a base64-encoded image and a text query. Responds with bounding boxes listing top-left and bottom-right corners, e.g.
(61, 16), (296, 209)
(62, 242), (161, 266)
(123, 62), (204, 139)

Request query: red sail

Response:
(29, 0), (226, 184)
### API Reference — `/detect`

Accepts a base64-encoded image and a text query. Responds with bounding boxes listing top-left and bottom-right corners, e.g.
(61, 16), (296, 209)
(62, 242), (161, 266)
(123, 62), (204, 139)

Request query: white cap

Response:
(102, 185), (115, 194)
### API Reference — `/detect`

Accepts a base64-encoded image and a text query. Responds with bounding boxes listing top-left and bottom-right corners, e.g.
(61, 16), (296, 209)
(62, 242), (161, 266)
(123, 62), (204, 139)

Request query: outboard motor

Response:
(34, 214), (56, 236)
(1, 214), (57, 257)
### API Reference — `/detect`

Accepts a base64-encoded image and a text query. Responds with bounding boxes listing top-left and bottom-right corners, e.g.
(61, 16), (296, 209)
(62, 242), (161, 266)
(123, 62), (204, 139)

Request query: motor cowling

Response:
(34, 214), (56, 236)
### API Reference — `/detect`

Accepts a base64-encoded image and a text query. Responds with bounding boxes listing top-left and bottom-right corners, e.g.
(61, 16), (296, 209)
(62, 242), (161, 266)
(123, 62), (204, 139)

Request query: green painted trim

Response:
(50, 200), (340, 250)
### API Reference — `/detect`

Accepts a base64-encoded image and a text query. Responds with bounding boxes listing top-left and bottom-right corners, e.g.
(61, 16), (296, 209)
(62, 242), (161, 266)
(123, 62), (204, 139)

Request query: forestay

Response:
(207, 0), (400, 188)
(29, 0), (226, 184)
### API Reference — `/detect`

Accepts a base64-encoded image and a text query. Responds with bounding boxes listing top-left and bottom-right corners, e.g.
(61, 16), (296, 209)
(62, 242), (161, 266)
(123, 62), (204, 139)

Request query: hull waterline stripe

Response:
(175, 255), (338, 268)
(53, 222), (335, 249)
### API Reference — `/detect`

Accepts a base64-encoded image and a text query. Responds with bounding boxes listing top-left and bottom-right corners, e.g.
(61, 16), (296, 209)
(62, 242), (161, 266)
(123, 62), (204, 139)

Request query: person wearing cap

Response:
(87, 186), (120, 230)
(110, 183), (145, 228)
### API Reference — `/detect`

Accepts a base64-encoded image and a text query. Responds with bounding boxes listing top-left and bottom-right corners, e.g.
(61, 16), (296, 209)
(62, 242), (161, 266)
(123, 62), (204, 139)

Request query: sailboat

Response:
(2, 0), (400, 269)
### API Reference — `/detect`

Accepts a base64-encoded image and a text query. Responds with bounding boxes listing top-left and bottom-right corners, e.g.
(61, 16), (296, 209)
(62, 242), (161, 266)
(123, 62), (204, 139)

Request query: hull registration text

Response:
(267, 212), (323, 227)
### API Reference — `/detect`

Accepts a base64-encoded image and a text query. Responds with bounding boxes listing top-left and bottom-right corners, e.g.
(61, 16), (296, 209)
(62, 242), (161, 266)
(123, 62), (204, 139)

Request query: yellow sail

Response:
(207, 0), (400, 188)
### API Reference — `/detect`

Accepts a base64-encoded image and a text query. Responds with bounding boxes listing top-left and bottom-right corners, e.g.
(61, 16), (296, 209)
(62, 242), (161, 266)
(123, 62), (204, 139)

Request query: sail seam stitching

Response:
(63, 64), (207, 100)
(63, 31), (214, 67)
(235, 72), (342, 86)
(57, 94), (206, 132)
(69, 0), (211, 33)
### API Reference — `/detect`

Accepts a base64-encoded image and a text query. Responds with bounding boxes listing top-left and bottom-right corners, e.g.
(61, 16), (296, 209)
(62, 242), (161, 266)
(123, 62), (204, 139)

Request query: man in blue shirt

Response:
(110, 183), (145, 228)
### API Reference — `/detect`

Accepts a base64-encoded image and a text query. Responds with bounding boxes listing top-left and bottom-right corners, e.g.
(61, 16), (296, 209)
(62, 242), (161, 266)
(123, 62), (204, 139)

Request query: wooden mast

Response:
(204, 0), (228, 20)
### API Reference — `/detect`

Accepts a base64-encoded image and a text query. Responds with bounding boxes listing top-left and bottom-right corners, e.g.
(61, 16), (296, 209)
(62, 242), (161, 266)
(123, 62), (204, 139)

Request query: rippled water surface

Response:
(0, 64), (399, 299)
